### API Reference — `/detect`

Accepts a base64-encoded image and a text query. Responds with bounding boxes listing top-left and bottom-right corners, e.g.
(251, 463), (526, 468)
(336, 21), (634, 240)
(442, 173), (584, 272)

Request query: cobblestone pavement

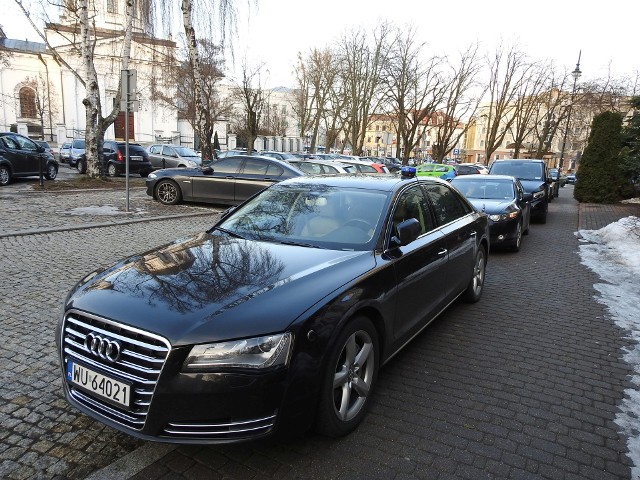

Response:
(1, 181), (640, 479)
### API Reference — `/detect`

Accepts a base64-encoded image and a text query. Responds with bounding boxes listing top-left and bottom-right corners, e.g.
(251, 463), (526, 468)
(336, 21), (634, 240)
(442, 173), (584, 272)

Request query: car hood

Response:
(65, 232), (375, 346)
(518, 179), (546, 193)
(467, 198), (514, 214)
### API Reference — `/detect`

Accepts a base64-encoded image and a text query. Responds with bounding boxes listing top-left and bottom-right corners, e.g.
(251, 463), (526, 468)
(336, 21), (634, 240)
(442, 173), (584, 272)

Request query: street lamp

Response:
(558, 52), (582, 174)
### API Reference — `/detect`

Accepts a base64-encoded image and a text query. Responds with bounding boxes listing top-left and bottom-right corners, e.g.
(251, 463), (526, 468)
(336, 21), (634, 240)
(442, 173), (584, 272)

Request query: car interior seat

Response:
(301, 196), (341, 237)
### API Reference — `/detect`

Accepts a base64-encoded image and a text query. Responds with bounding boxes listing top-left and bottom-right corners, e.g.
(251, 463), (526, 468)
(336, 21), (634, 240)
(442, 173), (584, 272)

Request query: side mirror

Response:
(523, 193), (533, 202)
(391, 218), (421, 247)
(202, 166), (214, 175)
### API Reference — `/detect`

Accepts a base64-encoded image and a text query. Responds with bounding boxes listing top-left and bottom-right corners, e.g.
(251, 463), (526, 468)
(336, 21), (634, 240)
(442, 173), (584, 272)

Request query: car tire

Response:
(155, 179), (182, 205)
(462, 246), (486, 303)
(107, 163), (117, 177)
(510, 222), (523, 252)
(315, 316), (378, 438)
(45, 164), (58, 180)
(0, 165), (11, 186)
(77, 158), (86, 174)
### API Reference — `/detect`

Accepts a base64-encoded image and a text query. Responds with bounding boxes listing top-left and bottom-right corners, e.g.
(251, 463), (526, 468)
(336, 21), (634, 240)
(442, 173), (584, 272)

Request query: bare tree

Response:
(232, 62), (269, 151)
(13, 0), (137, 177)
(178, 0), (238, 162)
(336, 25), (390, 156)
(0, 25), (12, 67)
(507, 61), (551, 159)
(481, 44), (529, 164)
(430, 44), (485, 163)
(152, 38), (232, 153)
(381, 26), (447, 163)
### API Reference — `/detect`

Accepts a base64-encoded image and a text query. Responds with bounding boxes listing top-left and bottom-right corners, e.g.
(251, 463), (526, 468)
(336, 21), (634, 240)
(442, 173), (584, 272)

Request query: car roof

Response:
(492, 159), (545, 163)
(275, 172), (449, 192)
(452, 174), (516, 181)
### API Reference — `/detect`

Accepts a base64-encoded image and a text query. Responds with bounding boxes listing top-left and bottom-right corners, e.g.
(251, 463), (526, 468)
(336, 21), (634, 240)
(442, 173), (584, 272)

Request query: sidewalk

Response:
(578, 200), (640, 231)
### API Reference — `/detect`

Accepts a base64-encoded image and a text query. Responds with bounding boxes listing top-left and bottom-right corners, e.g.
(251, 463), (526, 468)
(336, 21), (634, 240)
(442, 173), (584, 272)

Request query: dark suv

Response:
(488, 159), (551, 223)
(102, 141), (153, 177)
(0, 132), (59, 186)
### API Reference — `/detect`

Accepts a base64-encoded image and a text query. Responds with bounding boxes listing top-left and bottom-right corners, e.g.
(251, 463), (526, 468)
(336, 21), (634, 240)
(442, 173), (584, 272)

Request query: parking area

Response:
(0, 182), (636, 479)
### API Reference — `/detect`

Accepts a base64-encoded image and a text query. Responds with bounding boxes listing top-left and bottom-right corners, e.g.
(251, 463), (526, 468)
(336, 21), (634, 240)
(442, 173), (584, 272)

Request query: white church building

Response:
(0, 4), (303, 152)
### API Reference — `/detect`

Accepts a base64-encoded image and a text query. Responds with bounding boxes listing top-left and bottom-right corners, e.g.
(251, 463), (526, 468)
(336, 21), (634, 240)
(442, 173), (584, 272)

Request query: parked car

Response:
(287, 159), (357, 174)
(34, 140), (55, 160)
(101, 140), (153, 177)
(68, 139), (86, 170)
(147, 144), (202, 169)
(59, 142), (72, 163)
(217, 149), (254, 159)
(336, 158), (389, 173)
(452, 174), (531, 251)
(415, 163), (458, 180)
(548, 168), (564, 198)
(146, 155), (305, 205)
(0, 132), (59, 186)
(57, 170), (489, 444)
(360, 156), (402, 173)
(458, 163), (489, 176)
(566, 172), (577, 184)
(259, 151), (298, 161)
(488, 159), (551, 223)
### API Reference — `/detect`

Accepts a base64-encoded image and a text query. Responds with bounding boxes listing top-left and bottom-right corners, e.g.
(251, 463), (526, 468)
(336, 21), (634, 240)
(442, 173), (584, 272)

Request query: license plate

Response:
(130, 156), (142, 162)
(66, 360), (131, 408)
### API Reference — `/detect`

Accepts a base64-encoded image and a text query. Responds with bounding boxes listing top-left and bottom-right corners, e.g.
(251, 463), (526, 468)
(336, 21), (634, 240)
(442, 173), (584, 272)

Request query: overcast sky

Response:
(4, 0), (639, 89)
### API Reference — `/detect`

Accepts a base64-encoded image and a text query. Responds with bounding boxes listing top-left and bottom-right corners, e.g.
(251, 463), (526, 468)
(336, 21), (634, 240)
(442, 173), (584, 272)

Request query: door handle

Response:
(437, 248), (448, 256)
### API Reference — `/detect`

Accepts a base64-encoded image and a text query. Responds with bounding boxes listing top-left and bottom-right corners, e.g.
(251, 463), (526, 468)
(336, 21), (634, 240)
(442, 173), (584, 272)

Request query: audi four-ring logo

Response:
(84, 333), (122, 363)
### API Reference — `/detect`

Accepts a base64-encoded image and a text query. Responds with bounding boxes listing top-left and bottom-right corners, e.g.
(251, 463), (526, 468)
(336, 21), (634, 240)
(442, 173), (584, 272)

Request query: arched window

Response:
(19, 87), (37, 118)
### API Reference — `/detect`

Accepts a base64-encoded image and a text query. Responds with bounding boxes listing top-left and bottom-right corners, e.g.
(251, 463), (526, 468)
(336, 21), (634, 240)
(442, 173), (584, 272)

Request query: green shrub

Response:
(574, 111), (626, 203)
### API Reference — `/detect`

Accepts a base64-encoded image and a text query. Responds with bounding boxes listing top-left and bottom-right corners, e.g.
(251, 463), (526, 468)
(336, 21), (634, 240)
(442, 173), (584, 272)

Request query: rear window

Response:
(118, 144), (147, 155)
(72, 139), (85, 149)
(490, 161), (544, 181)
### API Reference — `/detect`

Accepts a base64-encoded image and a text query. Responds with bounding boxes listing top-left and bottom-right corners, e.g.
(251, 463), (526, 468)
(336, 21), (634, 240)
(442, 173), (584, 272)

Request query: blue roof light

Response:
(400, 166), (416, 178)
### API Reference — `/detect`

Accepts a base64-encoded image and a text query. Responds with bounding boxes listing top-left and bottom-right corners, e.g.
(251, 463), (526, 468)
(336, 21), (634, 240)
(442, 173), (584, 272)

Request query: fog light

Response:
(498, 235), (505, 241)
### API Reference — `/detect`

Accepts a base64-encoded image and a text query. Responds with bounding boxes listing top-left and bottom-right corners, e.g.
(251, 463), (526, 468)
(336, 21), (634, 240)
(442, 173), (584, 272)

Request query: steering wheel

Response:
(343, 218), (373, 232)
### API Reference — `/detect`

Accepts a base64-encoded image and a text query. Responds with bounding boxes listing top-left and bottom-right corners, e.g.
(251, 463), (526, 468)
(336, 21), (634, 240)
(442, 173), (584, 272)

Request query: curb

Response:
(0, 211), (217, 239)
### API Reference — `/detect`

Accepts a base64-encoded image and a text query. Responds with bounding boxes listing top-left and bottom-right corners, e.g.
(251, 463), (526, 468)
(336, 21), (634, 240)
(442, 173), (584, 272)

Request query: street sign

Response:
(120, 69), (138, 112)
(453, 148), (460, 155)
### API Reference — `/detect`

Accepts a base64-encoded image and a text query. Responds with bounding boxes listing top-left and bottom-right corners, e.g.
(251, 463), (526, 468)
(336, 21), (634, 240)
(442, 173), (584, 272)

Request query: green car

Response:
(415, 163), (458, 180)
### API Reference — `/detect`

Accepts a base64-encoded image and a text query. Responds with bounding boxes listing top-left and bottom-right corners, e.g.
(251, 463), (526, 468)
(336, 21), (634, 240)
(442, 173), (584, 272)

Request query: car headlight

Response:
(532, 190), (545, 200)
(186, 160), (197, 168)
(488, 211), (519, 222)
(147, 173), (157, 179)
(183, 332), (293, 371)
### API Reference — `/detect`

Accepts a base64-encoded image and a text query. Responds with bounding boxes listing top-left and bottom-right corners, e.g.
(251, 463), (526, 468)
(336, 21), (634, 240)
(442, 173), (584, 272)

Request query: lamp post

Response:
(558, 52), (582, 174)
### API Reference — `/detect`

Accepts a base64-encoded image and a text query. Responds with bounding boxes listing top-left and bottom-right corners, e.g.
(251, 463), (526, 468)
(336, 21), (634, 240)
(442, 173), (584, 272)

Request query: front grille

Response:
(62, 309), (171, 431)
(162, 412), (277, 440)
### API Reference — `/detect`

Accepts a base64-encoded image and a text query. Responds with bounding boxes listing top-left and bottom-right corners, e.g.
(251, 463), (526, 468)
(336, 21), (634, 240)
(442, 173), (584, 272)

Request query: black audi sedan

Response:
(451, 174), (531, 252)
(57, 169), (489, 444)
(146, 155), (304, 205)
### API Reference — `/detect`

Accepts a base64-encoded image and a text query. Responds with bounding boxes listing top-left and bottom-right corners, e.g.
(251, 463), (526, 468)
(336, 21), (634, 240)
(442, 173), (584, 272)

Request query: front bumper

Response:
(488, 217), (520, 246)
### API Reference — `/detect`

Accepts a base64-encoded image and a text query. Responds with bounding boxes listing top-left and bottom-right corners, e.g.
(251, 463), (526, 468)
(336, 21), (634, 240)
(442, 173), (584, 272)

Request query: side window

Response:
(211, 158), (241, 174)
(1, 136), (19, 149)
(150, 146), (160, 154)
(359, 164), (378, 173)
(242, 158), (268, 175)
(14, 135), (38, 151)
(392, 185), (434, 235)
(266, 163), (285, 177)
(424, 183), (472, 225)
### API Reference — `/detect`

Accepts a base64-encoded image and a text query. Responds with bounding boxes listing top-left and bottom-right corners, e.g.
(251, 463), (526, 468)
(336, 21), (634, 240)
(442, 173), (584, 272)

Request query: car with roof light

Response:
(57, 166), (489, 444)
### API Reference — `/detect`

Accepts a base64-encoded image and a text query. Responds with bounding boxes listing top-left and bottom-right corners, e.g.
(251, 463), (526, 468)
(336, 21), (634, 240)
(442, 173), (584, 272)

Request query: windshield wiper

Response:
(215, 227), (246, 239)
(277, 239), (321, 248)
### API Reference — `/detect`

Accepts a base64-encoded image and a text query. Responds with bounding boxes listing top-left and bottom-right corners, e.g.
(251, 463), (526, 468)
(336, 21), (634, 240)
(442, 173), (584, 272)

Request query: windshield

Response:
(453, 180), (514, 200)
(174, 146), (200, 157)
(215, 183), (390, 250)
(490, 162), (543, 181)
